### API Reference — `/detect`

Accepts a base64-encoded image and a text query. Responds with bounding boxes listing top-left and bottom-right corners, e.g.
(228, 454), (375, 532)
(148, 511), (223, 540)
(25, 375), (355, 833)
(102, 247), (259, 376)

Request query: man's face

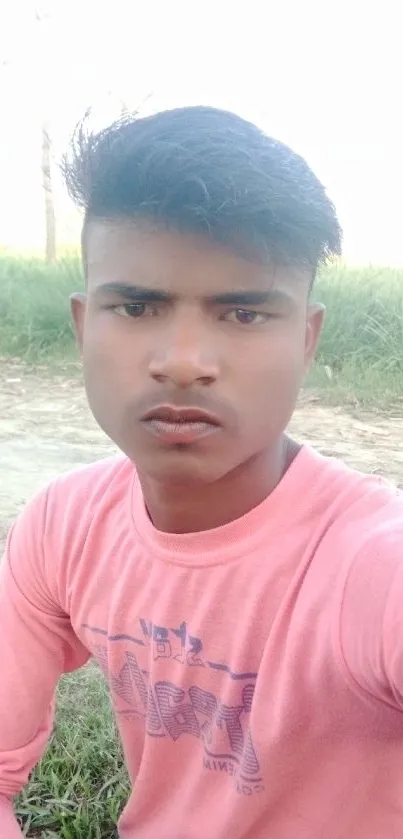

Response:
(71, 221), (323, 485)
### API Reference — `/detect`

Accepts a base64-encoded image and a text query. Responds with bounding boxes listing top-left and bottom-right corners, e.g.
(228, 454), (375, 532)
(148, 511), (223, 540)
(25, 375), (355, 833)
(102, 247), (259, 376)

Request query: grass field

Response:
(1, 253), (403, 403)
(1, 253), (403, 836)
(15, 668), (129, 838)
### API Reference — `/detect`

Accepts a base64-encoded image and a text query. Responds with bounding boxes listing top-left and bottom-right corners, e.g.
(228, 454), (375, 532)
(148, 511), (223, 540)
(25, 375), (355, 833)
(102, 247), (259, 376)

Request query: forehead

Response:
(85, 219), (309, 298)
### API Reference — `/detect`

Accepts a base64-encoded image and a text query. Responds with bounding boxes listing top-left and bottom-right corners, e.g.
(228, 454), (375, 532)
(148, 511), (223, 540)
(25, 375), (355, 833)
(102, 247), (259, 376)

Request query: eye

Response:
(223, 308), (270, 326)
(113, 303), (157, 319)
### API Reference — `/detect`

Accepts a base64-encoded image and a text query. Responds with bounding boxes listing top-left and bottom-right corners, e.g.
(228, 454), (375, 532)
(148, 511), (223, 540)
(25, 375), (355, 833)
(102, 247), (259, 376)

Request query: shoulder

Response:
(302, 444), (403, 531)
(46, 453), (135, 510)
(341, 486), (403, 600)
(3, 455), (136, 603)
(298, 446), (403, 589)
(8, 454), (136, 554)
(316, 450), (403, 637)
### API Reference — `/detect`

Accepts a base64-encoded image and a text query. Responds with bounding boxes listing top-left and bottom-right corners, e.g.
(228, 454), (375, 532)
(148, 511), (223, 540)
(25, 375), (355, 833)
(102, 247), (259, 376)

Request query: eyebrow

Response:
(93, 283), (171, 303)
(93, 282), (294, 308)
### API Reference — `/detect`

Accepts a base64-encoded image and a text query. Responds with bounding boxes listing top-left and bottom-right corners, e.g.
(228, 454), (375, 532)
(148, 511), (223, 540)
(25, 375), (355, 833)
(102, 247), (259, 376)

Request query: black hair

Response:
(62, 105), (342, 274)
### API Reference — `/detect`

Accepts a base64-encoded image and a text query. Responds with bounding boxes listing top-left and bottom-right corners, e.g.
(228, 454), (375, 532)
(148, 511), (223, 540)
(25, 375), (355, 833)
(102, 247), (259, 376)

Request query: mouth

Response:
(140, 406), (222, 445)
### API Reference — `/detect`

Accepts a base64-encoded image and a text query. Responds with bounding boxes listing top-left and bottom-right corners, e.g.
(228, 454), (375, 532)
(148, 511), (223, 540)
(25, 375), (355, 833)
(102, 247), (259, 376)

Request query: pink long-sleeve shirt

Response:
(1, 445), (403, 838)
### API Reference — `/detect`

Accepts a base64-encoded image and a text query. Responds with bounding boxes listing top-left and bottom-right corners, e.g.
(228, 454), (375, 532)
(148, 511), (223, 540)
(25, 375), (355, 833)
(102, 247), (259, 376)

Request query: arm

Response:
(0, 488), (91, 837)
(339, 515), (403, 708)
(0, 796), (23, 839)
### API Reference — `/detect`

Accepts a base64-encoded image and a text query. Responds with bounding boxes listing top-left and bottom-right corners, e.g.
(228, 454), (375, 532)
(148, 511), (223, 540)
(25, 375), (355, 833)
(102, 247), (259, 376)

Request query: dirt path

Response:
(1, 360), (403, 549)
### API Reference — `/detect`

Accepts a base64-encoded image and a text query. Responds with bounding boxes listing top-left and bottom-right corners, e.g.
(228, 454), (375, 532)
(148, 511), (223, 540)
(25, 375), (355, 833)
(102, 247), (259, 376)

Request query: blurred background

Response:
(1, 0), (402, 265)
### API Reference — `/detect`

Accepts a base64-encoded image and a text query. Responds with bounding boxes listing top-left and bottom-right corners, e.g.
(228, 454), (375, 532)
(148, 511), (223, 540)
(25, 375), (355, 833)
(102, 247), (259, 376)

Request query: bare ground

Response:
(1, 360), (403, 551)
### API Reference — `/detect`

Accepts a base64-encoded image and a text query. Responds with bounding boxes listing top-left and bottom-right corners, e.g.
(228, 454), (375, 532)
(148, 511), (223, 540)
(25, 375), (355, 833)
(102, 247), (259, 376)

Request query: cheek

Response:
(254, 355), (302, 407)
(238, 328), (305, 392)
(236, 331), (305, 429)
(81, 320), (136, 416)
(82, 316), (144, 383)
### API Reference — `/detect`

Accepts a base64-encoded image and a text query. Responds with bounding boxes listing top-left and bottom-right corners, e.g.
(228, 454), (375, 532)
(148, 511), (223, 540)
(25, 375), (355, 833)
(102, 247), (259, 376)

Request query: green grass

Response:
(0, 254), (82, 363)
(15, 665), (129, 838)
(309, 264), (403, 404)
(1, 253), (403, 401)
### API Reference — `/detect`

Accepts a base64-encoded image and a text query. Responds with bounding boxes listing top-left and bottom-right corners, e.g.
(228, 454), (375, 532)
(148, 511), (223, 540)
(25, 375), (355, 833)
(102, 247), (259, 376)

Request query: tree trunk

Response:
(41, 121), (56, 262)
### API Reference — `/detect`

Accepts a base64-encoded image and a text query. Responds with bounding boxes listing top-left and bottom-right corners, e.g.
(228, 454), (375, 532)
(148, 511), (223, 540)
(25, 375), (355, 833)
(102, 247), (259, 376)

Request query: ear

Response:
(70, 293), (87, 355)
(304, 303), (325, 370)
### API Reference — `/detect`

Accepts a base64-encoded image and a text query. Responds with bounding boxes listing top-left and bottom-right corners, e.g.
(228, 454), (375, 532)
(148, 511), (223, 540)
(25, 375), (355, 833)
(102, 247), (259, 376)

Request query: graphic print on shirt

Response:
(82, 619), (263, 796)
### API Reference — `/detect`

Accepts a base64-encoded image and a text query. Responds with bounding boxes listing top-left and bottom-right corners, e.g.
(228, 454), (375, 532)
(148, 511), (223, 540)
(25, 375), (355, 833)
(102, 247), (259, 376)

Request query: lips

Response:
(141, 405), (221, 444)
(143, 406), (221, 426)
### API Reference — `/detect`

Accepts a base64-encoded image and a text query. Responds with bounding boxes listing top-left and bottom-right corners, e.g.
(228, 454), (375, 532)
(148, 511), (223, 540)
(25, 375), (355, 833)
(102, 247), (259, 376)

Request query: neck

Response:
(139, 435), (300, 534)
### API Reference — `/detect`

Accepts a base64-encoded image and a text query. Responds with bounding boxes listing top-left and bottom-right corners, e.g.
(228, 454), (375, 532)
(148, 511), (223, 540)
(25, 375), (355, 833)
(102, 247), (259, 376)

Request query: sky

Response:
(0, 0), (402, 264)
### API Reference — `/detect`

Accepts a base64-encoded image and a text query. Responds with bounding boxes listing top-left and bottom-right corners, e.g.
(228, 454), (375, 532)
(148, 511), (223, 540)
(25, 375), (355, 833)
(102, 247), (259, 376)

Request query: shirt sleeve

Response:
(0, 486), (91, 828)
(339, 516), (403, 710)
(0, 795), (24, 839)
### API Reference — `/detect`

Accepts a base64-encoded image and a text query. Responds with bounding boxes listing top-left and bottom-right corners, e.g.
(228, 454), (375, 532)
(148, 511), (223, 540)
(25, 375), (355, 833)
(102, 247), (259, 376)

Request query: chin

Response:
(134, 450), (225, 486)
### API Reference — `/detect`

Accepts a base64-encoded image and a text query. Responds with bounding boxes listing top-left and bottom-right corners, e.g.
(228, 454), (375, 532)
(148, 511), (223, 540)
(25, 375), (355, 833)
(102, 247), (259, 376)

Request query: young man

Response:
(1, 106), (403, 839)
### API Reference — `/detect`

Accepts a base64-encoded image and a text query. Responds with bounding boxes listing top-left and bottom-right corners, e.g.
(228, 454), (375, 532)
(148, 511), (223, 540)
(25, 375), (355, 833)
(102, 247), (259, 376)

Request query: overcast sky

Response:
(1, 0), (402, 264)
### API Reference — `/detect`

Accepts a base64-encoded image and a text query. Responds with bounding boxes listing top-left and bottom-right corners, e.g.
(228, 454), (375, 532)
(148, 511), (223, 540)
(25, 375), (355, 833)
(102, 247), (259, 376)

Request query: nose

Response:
(148, 322), (219, 388)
